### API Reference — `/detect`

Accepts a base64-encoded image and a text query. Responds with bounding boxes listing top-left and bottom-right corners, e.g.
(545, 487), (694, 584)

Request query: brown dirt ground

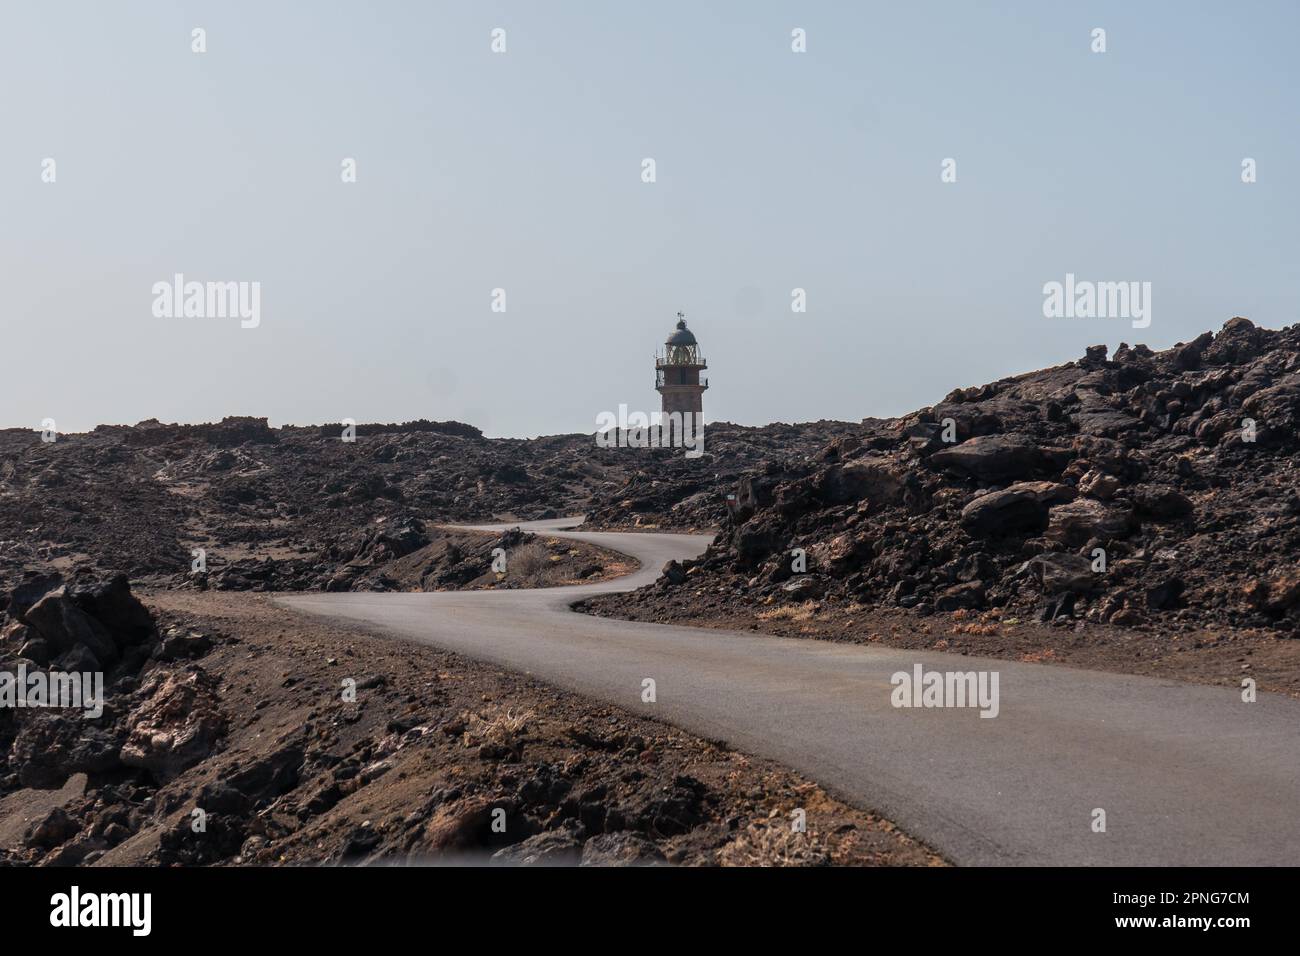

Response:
(90, 591), (944, 867)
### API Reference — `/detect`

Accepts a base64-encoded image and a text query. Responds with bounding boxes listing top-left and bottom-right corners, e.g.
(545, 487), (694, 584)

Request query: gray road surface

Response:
(276, 518), (1300, 866)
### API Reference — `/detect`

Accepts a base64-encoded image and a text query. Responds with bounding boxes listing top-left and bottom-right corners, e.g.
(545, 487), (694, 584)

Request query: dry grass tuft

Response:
(462, 708), (535, 748)
(755, 602), (818, 623)
(716, 822), (831, 867)
(505, 541), (563, 586)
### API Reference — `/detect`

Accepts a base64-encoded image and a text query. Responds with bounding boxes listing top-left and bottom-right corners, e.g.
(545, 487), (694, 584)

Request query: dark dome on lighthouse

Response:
(666, 318), (697, 347)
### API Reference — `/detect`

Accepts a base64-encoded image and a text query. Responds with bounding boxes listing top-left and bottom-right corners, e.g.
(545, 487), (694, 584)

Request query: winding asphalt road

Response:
(277, 518), (1300, 866)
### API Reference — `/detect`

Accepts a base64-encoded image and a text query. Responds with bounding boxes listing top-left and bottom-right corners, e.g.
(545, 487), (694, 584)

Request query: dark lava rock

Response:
(10, 712), (125, 788)
(934, 582), (986, 612)
(781, 575), (827, 600)
(66, 573), (156, 645)
(24, 591), (119, 666)
(1025, 552), (1098, 595)
(580, 832), (668, 866)
(930, 434), (1062, 481)
(616, 318), (1300, 634)
(24, 807), (80, 850)
(1146, 578), (1186, 611)
(1132, 485), (1194, 520)
(660, 560), (687, 586)
(489, 830), (583, 866)
(961, 482), (1074, 536)
(5, 572), (64, 623)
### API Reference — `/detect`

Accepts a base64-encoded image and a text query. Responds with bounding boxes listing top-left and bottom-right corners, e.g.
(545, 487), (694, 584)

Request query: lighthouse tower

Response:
(655, 313), (708, 418)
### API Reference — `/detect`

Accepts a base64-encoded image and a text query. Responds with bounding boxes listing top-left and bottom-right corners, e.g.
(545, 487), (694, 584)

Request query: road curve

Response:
(276, 518), (1300, 866)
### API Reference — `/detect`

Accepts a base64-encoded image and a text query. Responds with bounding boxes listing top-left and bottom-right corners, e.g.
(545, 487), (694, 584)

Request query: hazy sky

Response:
(3, 1), (1296, 437)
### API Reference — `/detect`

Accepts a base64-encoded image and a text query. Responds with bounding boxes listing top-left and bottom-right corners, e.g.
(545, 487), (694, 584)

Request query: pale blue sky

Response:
(3, 1), (1296, 436)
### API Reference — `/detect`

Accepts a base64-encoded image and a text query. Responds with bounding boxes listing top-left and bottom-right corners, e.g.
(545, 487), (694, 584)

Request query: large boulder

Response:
(809, 531), (874, 574)
(23, 591), (119, 667)
(1132, 485), (1194, 520)
(1194, 410), (1239, 445)
(8, 712), (125, 788)
(781, 575), (827, 600)
(930, 434), (1062, 481)
(730, 472), (782, 521)
(4, 572), (64, 623)
(369, 517), (429, 561)
(580, 832), (667, 867)
(1025, 552), (1098, 595)
(1241, 372), (1300, 438)
(119, 669), (226, 782)
(490, 831), (582, 867)
(960, 481), (1075, 536)
(1244, 570), (1300, 615)
(23, 807), (81, 850)
(66, 573), (156, 646)
(818, 457), (910, 508)
(1202, 317), (1267, 365)
(1045, 499), (1134, 547)
(732, 514), (785, 566)
(934, 581), (986, 611)
(17, 574), (156, 673)
(660, 560), (687, 586)
(224, 740), (305, 804)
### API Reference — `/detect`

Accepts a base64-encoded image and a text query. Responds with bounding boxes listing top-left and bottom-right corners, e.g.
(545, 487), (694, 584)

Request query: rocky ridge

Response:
(596, 319), (1300, 636)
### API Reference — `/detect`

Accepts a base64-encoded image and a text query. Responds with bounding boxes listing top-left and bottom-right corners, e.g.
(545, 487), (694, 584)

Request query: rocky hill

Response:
(592, 318), (1300, 637)
(5, 318), (1298, 634)
(0, 415), (845, 592)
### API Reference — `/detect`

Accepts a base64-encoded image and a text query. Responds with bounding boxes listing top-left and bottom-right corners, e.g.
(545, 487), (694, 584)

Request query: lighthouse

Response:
(655, 313), (708, 418)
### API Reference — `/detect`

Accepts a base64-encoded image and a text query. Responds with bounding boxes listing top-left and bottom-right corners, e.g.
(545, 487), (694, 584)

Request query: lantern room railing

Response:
(656, 370), (708, 389)
(655, 350), (707, 368)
